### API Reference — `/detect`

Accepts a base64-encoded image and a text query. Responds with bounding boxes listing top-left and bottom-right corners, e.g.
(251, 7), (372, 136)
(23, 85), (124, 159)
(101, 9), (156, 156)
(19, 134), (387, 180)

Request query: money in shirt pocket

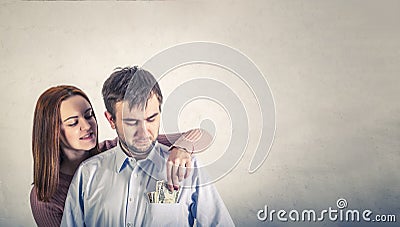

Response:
(146, 180), (181, 204)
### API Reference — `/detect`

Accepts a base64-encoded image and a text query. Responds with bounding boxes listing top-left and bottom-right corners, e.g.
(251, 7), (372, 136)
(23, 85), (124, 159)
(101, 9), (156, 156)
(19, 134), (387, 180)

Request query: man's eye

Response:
(147, 118), (155, 123)
(125, 121), (138, 126)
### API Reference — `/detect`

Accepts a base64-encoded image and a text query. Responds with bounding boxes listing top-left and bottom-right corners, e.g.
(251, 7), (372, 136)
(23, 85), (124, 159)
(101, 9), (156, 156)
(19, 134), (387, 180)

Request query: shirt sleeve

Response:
(60, 166), (86, 227)
(159, 128), (213, 154)
(30, 187), (63, 227)
(190, 160), (235, 226)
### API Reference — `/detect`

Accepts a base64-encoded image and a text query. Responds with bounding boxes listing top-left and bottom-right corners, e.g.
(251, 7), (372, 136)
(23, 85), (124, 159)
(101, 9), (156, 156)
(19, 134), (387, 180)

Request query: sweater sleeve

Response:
(157, 133), (183, 147)
(98, 129), (212, 154)
(98, 137), (118, 152)
(30, 187), (63, 227)
(169, 128), (213, 154)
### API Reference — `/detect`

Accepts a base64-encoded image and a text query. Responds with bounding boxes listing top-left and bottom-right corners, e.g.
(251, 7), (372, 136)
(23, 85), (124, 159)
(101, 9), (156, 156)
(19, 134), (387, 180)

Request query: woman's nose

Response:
(80, 119), (91, 131)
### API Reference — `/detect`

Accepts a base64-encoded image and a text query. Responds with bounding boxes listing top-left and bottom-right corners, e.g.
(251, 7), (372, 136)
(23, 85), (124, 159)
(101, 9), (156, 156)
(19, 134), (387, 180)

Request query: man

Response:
(61, 66), (234, 226)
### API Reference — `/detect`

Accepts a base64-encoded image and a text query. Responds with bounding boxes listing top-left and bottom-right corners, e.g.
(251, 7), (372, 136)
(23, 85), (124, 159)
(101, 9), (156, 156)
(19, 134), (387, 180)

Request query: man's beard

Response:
(119, 136), (156, 158)
(115, 125), (159, 159)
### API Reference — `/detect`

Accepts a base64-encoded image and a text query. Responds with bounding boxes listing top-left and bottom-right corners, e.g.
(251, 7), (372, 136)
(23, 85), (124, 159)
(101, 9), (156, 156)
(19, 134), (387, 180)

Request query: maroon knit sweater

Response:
(30, 130), (211, 226)
(30, 172), (73, 227)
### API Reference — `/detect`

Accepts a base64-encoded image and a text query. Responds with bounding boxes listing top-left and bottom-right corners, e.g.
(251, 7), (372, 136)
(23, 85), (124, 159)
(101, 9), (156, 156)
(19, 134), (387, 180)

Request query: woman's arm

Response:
(163, 128), (213, 154)
(99, 128), (212, 153)
(98, 128), (213, 191)
(162, 128), (213, 191)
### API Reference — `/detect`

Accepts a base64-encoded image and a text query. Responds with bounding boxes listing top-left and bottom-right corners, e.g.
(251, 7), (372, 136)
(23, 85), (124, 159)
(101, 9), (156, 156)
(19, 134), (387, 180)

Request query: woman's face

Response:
(60, 95), (97, 156)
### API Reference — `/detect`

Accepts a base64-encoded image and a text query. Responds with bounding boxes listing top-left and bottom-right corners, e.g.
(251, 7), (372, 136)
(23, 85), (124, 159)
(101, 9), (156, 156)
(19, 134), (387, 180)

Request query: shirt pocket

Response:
(143, 202), (188, 227)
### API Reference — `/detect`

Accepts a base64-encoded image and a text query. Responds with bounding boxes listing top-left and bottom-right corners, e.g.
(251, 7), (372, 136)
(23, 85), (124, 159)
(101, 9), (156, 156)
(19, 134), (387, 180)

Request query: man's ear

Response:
(104, 111), (116, 129)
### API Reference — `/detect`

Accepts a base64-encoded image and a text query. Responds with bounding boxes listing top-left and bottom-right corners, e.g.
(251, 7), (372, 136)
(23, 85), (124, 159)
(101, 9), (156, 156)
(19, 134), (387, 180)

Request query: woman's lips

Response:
(80, 132), (95, 140)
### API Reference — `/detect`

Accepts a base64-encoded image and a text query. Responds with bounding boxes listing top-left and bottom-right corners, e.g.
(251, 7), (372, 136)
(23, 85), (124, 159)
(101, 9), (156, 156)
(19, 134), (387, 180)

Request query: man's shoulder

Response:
(81, 146), (118, 167)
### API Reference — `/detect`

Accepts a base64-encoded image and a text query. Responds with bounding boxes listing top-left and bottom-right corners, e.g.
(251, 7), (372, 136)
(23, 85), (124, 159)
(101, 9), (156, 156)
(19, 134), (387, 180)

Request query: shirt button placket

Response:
(129, 166), (139, 225)
(127, 162), (137, 226)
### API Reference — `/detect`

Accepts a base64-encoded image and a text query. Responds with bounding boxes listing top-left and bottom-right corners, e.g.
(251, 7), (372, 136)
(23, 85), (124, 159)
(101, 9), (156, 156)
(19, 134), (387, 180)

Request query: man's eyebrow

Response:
(63, 108), (92, 122)
(122, 118), (139, 122)
(122, 113), (159, 122)
(146, 113), (159, 120)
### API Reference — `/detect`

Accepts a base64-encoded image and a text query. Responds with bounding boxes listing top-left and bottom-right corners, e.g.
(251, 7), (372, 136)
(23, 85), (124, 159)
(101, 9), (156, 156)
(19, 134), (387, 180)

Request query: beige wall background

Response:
(1, 1), (399, 226)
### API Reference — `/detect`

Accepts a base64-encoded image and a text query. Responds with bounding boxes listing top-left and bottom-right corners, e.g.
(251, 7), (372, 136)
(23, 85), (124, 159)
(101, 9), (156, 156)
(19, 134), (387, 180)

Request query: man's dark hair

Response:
(102, 66), (163, 118)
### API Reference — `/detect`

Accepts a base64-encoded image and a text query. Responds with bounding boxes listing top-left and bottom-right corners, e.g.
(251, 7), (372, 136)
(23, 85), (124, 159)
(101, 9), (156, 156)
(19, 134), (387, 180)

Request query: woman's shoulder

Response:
(98, 137), (118, 152)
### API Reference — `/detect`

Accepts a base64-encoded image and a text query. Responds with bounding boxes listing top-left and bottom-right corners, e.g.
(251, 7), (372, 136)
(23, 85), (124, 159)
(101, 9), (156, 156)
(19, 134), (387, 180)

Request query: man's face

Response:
(110, 94), (161, 156)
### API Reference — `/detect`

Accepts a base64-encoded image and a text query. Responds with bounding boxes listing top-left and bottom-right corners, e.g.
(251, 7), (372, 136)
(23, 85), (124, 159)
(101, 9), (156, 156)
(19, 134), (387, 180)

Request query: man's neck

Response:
(119, 141), (152, 161)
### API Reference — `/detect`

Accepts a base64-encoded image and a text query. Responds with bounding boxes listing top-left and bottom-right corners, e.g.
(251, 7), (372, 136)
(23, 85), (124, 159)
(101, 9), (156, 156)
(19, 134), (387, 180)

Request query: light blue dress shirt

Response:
(61, 141), (234, 227)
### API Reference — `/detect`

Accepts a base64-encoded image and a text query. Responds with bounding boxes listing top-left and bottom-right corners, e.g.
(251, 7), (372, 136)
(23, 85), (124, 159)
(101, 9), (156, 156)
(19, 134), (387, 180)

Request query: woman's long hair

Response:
(32, 85), (99, 202)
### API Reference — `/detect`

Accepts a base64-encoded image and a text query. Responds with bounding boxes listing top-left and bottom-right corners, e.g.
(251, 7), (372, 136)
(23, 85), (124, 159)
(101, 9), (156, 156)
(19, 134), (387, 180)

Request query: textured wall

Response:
(0, 1), (399, 226)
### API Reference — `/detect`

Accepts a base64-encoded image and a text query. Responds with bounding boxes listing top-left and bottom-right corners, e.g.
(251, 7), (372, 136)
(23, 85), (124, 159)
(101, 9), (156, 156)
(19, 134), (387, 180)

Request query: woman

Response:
(30, 85), (210, 227)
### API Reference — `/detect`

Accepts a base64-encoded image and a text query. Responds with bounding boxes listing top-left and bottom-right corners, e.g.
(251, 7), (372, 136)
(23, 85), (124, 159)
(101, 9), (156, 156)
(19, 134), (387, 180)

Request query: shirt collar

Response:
(114, 141), (166, 174)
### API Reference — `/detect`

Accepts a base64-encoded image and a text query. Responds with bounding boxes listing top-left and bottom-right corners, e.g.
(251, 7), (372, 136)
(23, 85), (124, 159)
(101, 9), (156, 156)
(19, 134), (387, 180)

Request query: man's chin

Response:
(129, 141), (155, 153)
(133, 146), (151, 152)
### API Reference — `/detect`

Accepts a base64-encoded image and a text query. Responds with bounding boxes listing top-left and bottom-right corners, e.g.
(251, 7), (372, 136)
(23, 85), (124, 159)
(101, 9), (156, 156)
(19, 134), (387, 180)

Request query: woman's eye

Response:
(67, 121), (78, 127)
(85, 114), (94, 119)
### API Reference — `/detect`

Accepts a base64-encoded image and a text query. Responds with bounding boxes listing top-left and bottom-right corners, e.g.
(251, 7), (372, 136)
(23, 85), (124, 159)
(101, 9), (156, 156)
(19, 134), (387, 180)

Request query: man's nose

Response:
(135, 122), (148, 138)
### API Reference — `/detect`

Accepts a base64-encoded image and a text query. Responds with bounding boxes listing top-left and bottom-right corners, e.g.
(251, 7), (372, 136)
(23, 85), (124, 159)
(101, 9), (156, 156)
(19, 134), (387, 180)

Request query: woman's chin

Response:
(78, 142), (97, 152)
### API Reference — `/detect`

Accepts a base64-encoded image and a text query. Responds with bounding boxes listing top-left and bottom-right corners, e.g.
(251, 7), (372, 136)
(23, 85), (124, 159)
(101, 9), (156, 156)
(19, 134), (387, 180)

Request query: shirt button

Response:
(129, 197), (133, 202)
(127, 223), (132, 227)
(134, 173), (138, 178)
